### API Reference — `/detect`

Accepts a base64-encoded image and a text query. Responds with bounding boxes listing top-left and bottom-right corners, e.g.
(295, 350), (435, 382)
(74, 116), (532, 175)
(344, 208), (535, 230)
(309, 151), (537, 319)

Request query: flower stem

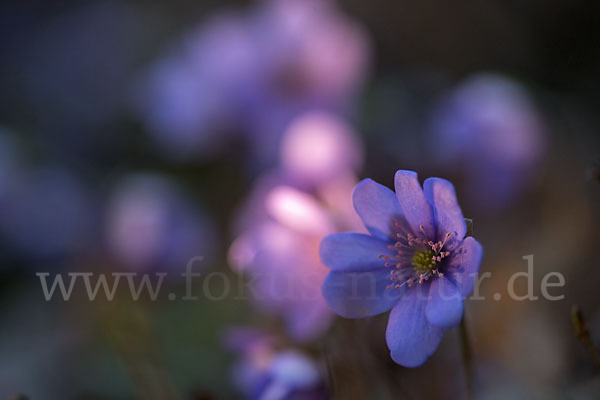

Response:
(571, 305), (600, 369)
(460, 315), (473, 400)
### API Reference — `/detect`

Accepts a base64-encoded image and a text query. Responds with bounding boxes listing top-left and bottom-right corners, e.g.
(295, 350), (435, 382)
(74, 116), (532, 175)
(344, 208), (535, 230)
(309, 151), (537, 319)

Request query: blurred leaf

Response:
(464, 218), (473, 238)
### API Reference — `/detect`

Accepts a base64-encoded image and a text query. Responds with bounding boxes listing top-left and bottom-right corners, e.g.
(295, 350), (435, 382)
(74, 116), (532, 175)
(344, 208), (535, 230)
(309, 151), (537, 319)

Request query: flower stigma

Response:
(378, 222), (453, 290)
(412, 250), (437, 272)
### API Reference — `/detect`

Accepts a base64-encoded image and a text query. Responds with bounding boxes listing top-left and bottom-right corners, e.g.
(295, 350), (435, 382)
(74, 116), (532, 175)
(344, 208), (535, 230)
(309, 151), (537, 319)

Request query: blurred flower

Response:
(228, 110), (364, 341)
(233, 112), (364, 231)
(279, 112), (363, 185)
(105, 173), (216, 271)
(256, 0), (369, 102)
(225, 327), (325, 400)
(229, 178), (361, 341)
(429, 73), (546, 210)
(320, 170), (483, 367)
(135, 11), (256, 160)
(136, 0), (369, 164)
(261, 351), (324, 400)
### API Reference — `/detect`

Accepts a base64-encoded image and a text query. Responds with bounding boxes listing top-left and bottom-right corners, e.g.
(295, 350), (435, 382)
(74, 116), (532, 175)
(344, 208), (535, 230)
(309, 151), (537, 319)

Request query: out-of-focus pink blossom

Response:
(255, 0), (370, 101)
(105, 174), (216, 271)
(135, 0), (370, 164)
(228, 108), (365, 340)
(229, 174), (363, 341)
(279, 112), (363, 185)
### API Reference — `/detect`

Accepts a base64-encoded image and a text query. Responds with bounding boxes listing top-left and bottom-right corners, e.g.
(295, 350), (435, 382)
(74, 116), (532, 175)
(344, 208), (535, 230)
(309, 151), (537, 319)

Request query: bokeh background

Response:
(1, 0), (600, 399)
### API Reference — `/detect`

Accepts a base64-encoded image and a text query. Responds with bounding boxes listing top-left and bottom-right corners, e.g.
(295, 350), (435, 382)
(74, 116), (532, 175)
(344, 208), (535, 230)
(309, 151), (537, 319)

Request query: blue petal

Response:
(386, 285), (443, 367)
(448, 237), (483, 297)
(322, 269), (403, 318)
(394, 171), (435, 239)
(423, 177), (466, 242)
(320, 233), (394, 271)
(425, 277), (464, 329)
(352, 178), (403, 240)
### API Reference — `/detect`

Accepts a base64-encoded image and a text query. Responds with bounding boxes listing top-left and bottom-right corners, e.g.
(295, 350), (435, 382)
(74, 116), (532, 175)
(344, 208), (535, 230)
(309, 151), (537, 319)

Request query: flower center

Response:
(378, 220), (454, 290)
(412, 250), (436, 272)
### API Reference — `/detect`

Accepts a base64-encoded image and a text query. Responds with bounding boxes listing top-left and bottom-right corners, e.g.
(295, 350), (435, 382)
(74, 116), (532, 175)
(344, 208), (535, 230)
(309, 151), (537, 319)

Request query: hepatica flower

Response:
(429, 74), (546, 210)
(229, 179), (362, 341)
(279, 112), (363, 186)
(136, 0), (369, 165)
(225, 328), (325, 399)
(228, 112), (363, 341)
(320, 170), (483, 367)
(105, 173), (216, 272)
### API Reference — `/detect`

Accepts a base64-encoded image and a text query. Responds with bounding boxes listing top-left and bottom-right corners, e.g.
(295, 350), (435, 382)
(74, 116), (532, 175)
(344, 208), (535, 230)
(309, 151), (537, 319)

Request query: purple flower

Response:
(279, 112), (363, 186)
(224, 327), (280, 397)
(262, 351), (324, 400)
(320, 170), (483, 367)
(135, 11), (257, 160)
(135, 0), (369, 164)
(229, 184), (338, 342)
(429, 74), (546, 210)
(225, 328), (325, 399)
(105, 173), (216, 271)
(228, 111), (364, 341)
(229, 172), (363, 341)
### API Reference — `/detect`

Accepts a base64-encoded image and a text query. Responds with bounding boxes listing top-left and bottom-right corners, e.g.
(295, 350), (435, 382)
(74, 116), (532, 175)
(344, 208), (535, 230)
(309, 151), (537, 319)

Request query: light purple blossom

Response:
(105, 173), (216, 271)
(135, 0), (369, 163)
(279, 112), (363, 185)
(135, 11), (257, 159)
(228, 110), (365, 341)
(229, 170), (363, 341)
(429, 73), (546, 210)
(320, 170), (483, 367)
(225, 328), (325, 399)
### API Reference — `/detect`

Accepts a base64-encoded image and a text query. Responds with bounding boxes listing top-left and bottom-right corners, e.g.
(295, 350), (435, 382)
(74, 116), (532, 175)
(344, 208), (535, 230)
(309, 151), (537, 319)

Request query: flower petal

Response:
(266, 186), (335, 235)
(320, 233), (394, 271)
(352, 178), (402, 240)
(394, 170), (435, 239)
(448, 237), (483, 297)
(322, 269), (403, 318)
(423, 177), (466, 242)
(386, 285), (444, 367)
(425, 277), (464, 329)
